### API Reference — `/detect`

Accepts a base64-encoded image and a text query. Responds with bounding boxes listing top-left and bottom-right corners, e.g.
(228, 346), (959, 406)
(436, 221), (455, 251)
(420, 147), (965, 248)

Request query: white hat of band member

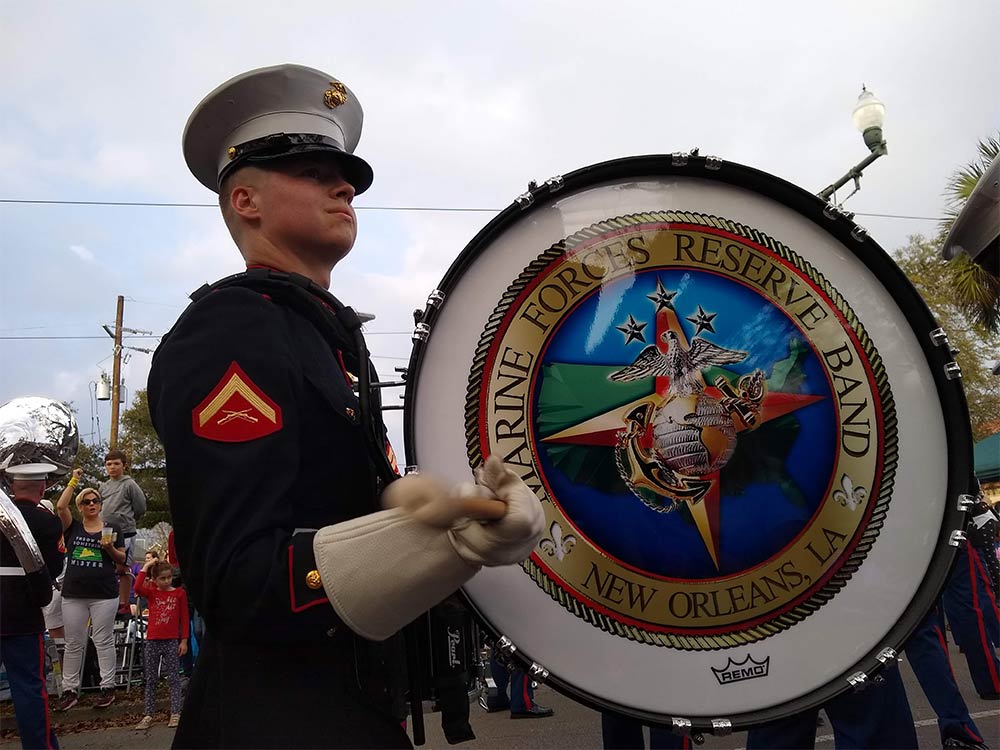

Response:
(183, 63), (373, 195)
(3, 462), (57, 481)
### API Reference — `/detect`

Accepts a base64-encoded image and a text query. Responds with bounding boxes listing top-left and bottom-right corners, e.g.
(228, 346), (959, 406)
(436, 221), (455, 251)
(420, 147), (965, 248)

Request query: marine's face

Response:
(255, 155), (358, 267)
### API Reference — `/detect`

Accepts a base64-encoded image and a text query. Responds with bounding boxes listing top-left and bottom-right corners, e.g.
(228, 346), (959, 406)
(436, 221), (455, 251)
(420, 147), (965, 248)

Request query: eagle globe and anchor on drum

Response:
(467, 210), (896, 651)
(608, 325), (766, 515)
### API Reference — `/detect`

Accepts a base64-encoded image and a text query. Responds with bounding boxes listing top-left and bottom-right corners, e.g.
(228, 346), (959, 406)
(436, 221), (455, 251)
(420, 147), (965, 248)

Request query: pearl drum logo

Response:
(467, 211), (896, 650)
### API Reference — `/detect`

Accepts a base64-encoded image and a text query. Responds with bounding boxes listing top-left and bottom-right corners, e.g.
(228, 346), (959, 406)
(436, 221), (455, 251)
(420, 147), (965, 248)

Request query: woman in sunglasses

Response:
(53, 469), (127, 711)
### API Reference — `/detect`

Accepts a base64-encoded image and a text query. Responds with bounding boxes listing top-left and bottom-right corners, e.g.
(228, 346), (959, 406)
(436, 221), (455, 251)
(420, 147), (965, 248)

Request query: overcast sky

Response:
(2, 1), (998, 455)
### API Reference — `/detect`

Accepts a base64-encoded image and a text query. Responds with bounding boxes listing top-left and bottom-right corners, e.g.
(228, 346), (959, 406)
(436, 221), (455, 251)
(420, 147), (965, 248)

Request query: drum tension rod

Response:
(412, 323), (431, 342)
(669, 718), (704, 744)
(513, 176), (566, 210)
(544, 175), (565, 192)
(671, 148), (699, 166)
(710, 718), (733, 736)
(671, 717), (692, 734)
(876, 647), (897, 664)
(847, 671), (869, 691)
(929, 328), (950, 347)
(930, 328), (961, 356)
(528, 662), (549, 684)
(493, 635), (517, 669)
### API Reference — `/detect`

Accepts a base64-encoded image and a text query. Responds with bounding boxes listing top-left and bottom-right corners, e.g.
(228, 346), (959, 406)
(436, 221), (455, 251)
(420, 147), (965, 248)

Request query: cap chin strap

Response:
(189, 268), (398, 494)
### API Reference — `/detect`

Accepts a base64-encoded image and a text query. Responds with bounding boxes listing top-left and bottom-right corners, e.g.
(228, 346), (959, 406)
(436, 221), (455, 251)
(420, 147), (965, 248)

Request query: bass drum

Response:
(402, 155), (972, 732)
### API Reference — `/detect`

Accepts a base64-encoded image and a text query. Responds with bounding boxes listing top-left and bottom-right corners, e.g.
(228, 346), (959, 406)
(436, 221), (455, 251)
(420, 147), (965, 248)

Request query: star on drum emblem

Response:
(686, 305), (717, 335)
(615, 314), (648, 345)
(542, 283), (823, 570)
(647, 277), (678, 312)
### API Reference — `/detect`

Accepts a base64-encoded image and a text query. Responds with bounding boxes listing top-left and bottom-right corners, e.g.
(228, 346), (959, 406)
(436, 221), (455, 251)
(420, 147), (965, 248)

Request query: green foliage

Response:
(118, 390), (169, 529)
(940, 135), (1000, 233)
(118, 390), (163, 473)
(892, 235), (1000, 440)
(940, 134), (1000, 334)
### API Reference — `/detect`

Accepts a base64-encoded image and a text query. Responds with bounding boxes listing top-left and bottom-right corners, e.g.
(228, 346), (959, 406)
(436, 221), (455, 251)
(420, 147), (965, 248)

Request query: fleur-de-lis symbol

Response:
(539, 520), (577, 561)
(832, 473), (867, 510)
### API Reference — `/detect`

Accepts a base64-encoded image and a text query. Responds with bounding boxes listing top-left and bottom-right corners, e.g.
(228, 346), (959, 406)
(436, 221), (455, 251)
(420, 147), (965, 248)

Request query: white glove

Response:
(448, 456), (545, 567)
(313, 508), (478, 641)
(381, 472), (505, 527)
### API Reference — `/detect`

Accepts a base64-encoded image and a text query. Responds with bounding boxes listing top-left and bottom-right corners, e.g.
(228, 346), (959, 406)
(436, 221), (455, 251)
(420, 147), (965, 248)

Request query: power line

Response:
(0, 335), (159, 340)
(855, 211), (941, 221)
(2, 332), (408, 341)
(123, 297), (186, 309)
(0, 197), (943, 220)
(0, 198), (499, 212)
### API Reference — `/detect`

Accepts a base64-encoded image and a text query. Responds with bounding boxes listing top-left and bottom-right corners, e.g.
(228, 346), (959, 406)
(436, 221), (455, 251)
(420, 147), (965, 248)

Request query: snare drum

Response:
(403, 155), (973, 732)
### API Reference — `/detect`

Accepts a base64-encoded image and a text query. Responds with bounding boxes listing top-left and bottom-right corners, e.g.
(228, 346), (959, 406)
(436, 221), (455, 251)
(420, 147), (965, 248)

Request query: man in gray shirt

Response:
(99, 449), (147, 614)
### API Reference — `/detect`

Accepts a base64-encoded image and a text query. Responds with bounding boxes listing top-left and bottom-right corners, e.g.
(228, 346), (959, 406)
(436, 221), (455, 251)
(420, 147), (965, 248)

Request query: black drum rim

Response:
(403, 153), (973, 732)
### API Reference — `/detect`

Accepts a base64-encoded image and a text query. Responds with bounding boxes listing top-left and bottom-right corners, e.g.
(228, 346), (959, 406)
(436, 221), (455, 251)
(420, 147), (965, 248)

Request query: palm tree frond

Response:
(940, 133), (1000, 235)
(951, 254), (1000, 332)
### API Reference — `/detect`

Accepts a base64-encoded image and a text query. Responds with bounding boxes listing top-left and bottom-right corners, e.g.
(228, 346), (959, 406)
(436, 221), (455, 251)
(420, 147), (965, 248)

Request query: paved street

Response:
(2, 639), (997, 749)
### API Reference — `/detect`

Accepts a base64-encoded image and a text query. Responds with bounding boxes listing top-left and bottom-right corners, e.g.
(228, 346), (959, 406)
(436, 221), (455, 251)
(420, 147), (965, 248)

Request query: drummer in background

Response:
(147, 63), (545, 749)
(745, 657), (918, 749)
(906, 602), (990, 749)
(941, 481), (1000, 702)
(0, 462), (65, 750)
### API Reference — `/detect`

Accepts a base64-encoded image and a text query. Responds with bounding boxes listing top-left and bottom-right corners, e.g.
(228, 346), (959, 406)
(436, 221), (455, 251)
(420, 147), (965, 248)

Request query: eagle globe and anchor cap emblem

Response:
(467, 210), (896, 651)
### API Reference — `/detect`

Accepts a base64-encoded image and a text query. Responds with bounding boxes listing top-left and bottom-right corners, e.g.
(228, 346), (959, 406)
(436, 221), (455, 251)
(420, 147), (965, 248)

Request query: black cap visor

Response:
(219, 133), (373, 194)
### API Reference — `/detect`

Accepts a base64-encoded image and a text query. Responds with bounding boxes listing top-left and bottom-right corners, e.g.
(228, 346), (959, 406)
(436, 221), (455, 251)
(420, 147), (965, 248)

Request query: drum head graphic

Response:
(404, 155), (971, 730)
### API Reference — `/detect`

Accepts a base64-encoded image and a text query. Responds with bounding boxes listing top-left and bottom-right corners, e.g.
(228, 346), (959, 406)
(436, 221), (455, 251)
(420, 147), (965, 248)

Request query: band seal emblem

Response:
(465, 210), (897, 650)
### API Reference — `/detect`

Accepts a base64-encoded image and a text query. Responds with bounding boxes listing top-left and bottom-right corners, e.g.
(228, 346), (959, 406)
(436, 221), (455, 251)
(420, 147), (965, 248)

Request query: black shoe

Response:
(977, 691), (999, 700)
(511, 704), (554, 719)
(943, 737), (990, 750)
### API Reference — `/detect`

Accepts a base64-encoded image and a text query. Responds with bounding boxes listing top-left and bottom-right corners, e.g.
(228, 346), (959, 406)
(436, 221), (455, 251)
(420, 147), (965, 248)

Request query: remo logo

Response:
(467, 211), (896, 650)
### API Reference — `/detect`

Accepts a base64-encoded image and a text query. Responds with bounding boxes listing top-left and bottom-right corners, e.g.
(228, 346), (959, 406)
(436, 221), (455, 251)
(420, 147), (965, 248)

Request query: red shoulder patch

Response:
(192, 362), (283, 442)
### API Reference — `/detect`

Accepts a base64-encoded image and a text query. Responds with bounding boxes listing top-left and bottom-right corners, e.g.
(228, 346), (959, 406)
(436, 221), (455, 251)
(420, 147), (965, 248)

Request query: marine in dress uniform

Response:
(600, 712), (692, 750)
(744, 661), (918, 750)
(480, 650), (553, 718)
(942, 510), (1000, 701)
(147, 64), (545, 749)
(906, 603), (989, 749)
(0, 463), (65, 750)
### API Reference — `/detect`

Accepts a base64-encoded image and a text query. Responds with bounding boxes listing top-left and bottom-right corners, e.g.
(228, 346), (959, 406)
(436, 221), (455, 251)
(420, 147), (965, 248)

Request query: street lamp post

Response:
(818, 86), (888, 203)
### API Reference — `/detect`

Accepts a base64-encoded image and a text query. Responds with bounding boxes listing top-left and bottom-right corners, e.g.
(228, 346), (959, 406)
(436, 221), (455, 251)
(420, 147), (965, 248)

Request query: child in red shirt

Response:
(134, 559), (189, 730)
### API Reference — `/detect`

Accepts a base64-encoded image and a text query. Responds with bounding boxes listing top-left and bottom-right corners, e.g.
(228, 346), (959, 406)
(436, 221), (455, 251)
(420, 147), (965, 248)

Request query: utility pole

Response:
(110, 295), (124, 449)
(100, 298), (154, 448)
